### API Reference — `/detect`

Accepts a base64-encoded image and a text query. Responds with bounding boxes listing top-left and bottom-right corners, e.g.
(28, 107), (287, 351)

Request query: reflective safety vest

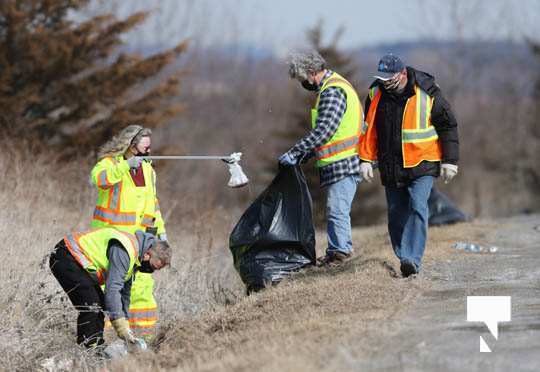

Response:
(90, 156), (165, 235)
(312, 72), (363, 168)
(359, 85), (442, 168)
(63, 228), (140, 285)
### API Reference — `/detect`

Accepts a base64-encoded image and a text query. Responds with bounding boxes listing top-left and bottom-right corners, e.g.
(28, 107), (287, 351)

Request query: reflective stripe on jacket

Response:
(90, 156), (166, 235)
(63, 227), (139, 285)
(359, 85), (442, 168)
(312, 72), (362, 168)
(127, 274), (158, 334)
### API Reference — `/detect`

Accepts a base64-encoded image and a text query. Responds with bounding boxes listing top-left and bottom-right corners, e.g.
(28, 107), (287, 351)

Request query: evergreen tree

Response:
(0, 0), (187, 153)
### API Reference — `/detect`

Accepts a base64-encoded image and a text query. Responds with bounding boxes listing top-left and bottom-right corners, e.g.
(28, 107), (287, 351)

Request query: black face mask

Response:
(301, 80), (318, 91)
(138, 260), (155, 273)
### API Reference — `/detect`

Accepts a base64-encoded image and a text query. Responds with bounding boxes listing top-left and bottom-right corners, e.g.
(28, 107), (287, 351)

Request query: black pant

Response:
(49, 240), (105, 347)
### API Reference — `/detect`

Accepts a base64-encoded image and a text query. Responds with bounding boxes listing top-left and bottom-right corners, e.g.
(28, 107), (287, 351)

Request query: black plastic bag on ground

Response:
(229, 164), (316, 293)
(428, 187), (470, 226)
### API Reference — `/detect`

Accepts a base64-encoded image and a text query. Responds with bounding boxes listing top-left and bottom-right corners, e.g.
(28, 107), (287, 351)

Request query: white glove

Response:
(158, 233), (167, 242)
(360, 162), (374, 183)
(127, 156), (142, 169)
(440, 163), (458, 184)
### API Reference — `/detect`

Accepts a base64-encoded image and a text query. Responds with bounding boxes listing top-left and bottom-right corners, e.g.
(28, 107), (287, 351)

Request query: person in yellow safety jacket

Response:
(282, 50), (363, 266)
(49, 227), (172, 348)
(90, 125), (167, 340)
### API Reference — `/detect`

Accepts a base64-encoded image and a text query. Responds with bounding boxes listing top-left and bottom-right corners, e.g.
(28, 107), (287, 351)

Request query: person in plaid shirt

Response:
(281, 51), (363, 266)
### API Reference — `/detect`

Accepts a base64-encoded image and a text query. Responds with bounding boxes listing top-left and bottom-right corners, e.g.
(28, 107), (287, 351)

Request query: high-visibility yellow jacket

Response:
(90, 156), (166, 235)
(359, 85), (442, 168)
(64, 227), (140, 285)
(312, 72), (363, 168)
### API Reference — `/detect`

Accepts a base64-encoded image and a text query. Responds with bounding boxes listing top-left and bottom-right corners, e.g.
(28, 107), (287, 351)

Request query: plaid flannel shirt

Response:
(288, 70), (361, 187)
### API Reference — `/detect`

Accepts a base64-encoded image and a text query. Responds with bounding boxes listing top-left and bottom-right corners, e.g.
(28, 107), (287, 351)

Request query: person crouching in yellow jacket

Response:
(90, 125), (167, 340)
(49, 228), (171, 349)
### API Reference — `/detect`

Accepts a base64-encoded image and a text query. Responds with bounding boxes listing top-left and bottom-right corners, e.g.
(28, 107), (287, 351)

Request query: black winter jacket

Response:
(364, 67), (459, 188)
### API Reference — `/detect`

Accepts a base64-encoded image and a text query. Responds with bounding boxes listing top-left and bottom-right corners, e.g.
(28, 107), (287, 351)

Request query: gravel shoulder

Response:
(360, 214), (540, 371)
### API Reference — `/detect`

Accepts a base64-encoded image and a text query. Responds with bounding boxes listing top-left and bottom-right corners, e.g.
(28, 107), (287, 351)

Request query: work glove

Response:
(278, 152), (297, 166)
(127, 156), (142, 169)
(111, 318), (148, 351)
(440, 163), (458, 184)
(111, 318), (136, 343)
(158, 233), (168, 242)
(360, 162), (374, 183)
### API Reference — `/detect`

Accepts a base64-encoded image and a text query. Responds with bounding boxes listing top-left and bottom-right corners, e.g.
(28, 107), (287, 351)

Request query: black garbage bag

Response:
(428, 187), (470, 226)
(229, 164), (316, 292)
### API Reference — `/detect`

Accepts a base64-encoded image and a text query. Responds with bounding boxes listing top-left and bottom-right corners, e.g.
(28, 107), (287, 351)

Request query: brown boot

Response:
(317, 251), (352, 267)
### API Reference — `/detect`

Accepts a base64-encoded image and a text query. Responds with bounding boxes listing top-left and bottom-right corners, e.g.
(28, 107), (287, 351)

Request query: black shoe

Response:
(400, 260), (418, 278)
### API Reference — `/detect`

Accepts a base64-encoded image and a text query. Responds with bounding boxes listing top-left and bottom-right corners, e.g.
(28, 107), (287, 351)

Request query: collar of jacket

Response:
(316, 69), (334, 92)
(135, 230), (156, 261)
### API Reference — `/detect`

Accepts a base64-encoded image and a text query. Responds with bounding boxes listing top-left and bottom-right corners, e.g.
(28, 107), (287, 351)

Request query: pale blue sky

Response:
(85, 0), (540, 52)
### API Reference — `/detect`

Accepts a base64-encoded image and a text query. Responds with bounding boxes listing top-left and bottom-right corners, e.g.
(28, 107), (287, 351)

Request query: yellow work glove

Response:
(111, 318), (136, 343)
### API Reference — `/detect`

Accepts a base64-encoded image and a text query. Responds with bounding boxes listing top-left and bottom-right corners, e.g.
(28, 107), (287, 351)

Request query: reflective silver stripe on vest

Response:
(361, 121), (369, 135)
(128, 310), (157, 319)
(98, 171), (109, 188)
(141, 216), (155, 226)
(418, 89), (429, 129)
(110, 184), (121, 210)
(65, 234), (91, 268)
(316, 136), (359, 159)
(402, 127), (439, 142)
(93, 208), (136, 224)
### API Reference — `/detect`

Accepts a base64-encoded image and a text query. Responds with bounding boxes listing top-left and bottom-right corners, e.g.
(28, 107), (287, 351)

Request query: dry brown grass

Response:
(0, 145), (497, 371)
(103, 223), (494, 372)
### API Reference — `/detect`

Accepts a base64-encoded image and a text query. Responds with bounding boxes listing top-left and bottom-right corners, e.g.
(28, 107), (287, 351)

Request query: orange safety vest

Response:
(359, 85), (442, 168)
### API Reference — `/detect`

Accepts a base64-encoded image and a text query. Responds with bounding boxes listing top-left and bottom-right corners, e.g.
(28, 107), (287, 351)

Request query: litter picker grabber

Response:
(140, 152), (249, 188)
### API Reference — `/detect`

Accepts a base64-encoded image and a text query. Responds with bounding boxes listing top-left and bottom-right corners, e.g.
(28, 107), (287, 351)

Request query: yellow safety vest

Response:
(90, 156), (165, 235)
(64, 228), (139, 285)
(312, 72), (363, 167)
(359, 85), (442, 168)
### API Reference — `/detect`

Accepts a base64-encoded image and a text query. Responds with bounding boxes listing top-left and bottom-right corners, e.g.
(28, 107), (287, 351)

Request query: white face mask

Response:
(382, 73), (401, 91)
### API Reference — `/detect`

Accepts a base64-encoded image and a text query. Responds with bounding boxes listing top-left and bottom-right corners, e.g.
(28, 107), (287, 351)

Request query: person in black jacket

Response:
(359, 54), (459, 277)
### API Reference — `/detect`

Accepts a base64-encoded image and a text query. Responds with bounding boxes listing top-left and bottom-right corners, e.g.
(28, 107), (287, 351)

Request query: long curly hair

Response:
(97, 125), (152, 159)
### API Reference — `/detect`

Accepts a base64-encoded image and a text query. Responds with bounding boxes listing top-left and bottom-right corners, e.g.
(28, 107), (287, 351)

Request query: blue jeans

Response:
(385, 176), (434, 269)
(326, 175), (361, 255)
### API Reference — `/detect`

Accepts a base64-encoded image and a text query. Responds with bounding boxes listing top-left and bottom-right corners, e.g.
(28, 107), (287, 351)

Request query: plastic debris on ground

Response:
(429, 187), (470, 226)
(103, 340), (128, 359)
(229, 164), (316, 293)
(452, 242), (499, 253)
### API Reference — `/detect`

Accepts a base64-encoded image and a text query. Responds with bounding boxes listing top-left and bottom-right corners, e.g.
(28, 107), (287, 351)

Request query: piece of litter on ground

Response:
(451, 242), (498, 253)
(40, 356), (73, 372)
(104, 340), (128, 359)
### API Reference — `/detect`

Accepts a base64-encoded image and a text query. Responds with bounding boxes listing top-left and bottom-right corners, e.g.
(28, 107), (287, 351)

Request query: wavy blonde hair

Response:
(97, 125), (152, 159)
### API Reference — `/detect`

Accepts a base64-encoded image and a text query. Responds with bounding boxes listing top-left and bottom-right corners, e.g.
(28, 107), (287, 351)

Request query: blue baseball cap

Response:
(374, 54), (405, 81)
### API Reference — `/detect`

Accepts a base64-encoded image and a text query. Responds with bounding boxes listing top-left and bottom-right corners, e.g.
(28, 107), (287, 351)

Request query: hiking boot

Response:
(400, 260), (418, 278)
(317, 251), (352, 267)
